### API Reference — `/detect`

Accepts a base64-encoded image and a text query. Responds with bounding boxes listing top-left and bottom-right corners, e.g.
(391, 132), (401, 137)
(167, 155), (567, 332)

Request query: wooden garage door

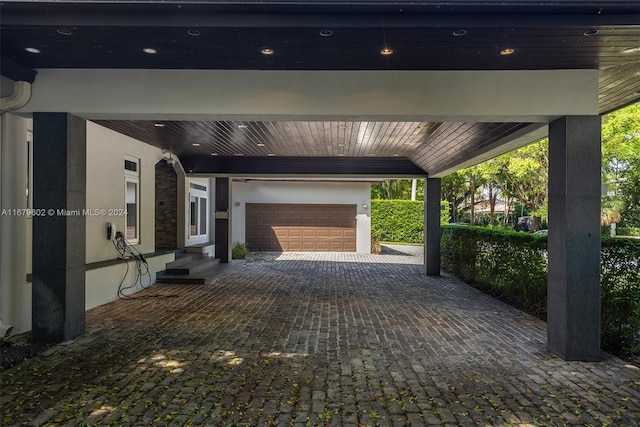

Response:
(246, 203), (356, 252)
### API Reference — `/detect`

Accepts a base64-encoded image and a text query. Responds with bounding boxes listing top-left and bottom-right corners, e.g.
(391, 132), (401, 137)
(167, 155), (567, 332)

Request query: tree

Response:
(441, 172), (466, 222)
(602, 102), (640, 227)
(474, 159), (508, 226)
(371, 179), (424, 200)
(460, 167), (486, 225)
(494, 139), (549, 231)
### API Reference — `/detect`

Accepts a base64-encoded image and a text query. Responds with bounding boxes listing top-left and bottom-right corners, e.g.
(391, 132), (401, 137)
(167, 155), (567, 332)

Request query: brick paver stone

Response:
(1, 250), (639, 426)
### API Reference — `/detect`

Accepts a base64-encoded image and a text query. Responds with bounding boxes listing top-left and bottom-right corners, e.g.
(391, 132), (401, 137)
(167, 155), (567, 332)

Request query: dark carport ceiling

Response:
(2, 0), (639, 175)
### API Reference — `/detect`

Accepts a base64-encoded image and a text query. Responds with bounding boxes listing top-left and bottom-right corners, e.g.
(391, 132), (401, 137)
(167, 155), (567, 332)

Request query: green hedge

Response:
(441, 226), (640, 358)
(440, 226), (548, 314)
(371, 200), (449, 244)
(601, 238), (640, 355)
(617, 227), (640, 237)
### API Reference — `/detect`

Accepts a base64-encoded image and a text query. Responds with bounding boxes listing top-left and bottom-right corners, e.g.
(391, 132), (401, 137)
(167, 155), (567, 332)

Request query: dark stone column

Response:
(155, 160), (178, 249)
(32, 113), (86, 343)
(214, 177), (231, 263)
(547, 115), (601, 361)
(424, 178), (441, 276)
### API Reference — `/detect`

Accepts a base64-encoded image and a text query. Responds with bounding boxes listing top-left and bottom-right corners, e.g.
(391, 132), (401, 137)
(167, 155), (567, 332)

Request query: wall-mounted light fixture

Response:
(362, 204), (369, 209)
(163, 151), (176, 165)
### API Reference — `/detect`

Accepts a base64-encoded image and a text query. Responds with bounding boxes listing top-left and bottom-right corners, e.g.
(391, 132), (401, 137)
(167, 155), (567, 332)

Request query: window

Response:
(189, 182), (208, 238)
(124, 156), (140, 243)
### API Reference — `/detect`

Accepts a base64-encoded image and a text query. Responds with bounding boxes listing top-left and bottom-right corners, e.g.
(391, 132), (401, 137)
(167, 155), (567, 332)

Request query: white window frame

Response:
(188, 182), (208, 240)
(124, 156), (140, 244)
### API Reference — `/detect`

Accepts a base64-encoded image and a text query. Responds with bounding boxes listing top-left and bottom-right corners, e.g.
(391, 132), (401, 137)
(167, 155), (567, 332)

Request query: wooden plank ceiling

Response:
(93, 120), (531, 175)
(2, 0), (639, 175)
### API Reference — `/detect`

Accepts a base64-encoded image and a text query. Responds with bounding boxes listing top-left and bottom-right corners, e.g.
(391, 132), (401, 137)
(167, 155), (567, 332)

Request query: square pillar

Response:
(32, 113), (86, 343)
(424, 178), (441, 276)
(214, 177), (232, 263)
(547, 115), (601, 361)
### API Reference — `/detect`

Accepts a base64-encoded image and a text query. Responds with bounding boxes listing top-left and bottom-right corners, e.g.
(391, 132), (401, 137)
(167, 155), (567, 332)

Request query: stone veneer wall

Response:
(155, 160), (178, 249)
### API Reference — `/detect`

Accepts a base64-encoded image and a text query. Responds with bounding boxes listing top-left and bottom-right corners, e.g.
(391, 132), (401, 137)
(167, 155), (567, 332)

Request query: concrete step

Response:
(156, 262), (235, 285)
(165, 256), (219, 275)
(185, 242), (215, 257)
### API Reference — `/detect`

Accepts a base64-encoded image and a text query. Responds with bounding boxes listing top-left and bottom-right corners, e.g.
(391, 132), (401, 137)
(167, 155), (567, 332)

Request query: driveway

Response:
(1, 250), (639, 426)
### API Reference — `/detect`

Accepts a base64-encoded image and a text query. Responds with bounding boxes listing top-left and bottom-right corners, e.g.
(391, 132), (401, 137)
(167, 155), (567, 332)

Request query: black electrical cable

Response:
(112, 232), (177, 300)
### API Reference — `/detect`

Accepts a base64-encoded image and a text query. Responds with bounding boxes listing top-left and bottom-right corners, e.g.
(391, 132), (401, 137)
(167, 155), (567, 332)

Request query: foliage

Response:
(371, 200), (449, 244)
(441, 172), (467, 223)
(617, 227), (640, 237)
(600, 237), (640, 357)
(441, 226), (548, 314)
(602, 103), (640, 172)
(441, 226), (640, 358)
(619, 158), (640, 227)
(448, 139), (549, 229)
(602, 103), (640, 227)
(232, 242), (246, 259)
(371, 179), (424, 200)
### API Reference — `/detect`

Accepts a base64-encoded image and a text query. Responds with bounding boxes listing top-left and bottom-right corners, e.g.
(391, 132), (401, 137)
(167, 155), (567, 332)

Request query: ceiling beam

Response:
(0, 55), (37, 83)
(3, 9), (639, 27)
(178, 156), (428, 178)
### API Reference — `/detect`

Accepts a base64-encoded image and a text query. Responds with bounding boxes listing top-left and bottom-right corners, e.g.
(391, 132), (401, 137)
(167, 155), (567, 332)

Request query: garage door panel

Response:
(246, 203), (356, 252)
(302, 229), (316, 238)
(315, 241), (330, 251)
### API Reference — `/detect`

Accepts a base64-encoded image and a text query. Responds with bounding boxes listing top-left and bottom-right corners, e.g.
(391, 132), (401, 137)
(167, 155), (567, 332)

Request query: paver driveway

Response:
(2, 250), (639, 426)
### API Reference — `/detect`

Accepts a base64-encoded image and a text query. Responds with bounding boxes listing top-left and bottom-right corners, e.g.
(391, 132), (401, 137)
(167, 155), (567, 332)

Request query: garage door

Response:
(246, 203), (357, 252)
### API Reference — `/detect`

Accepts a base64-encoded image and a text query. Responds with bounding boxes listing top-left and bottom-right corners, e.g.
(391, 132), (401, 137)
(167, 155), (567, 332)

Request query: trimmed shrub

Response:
(441, 226), (640, 358)
(601, 237), (640, 357)
(441, 226), (547, 315)
(617, 227), (640, 237)
(371, 200), (449, 244)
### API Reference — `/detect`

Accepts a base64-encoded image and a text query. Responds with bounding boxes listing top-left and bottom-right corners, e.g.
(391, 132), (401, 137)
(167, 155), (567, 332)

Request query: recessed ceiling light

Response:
(338, 124), (349, 129)
(338, 154), (345, 157)
(268, 153), (275, 157)
(583, 29), (599, 36)
(338, 144), (345, 147)
(622, 46), (640, 54)
(500, 48), (516, 56)
(257, 143), (266, 147)
(393, 154), (400, 157)
(380, 47), (394, 55)
(237, 124), (248, 129)
(25, 47), (41, 54)
(261, 48), (275, 55)
(452, 29), (467, 37)
(56, 28), (73, 36)
(192, 143), (201, 147)
(187, 29), (201, 37)
(319, 29), (333, 37)
(154, 123), (165, 127)
(143, 48), (157, 54)
(233, 153), (244, 156)
(211, 153), (219, 156)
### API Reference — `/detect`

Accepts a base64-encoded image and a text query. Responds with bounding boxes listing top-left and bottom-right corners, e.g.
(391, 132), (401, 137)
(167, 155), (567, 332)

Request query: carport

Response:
(1, 0), (639, 362)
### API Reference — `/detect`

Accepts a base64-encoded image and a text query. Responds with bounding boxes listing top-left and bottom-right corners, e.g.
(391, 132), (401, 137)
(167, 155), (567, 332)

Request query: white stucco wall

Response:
(0, 117), (173, 336)
(84, 121), (173, 309)
(0, 113), (33, 335)
(231, 180), (371, 253)
(86, 121), (164, 262)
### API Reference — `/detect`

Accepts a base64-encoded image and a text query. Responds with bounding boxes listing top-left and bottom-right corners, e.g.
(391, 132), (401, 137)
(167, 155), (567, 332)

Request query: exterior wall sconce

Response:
(362, 204), (368, 209)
